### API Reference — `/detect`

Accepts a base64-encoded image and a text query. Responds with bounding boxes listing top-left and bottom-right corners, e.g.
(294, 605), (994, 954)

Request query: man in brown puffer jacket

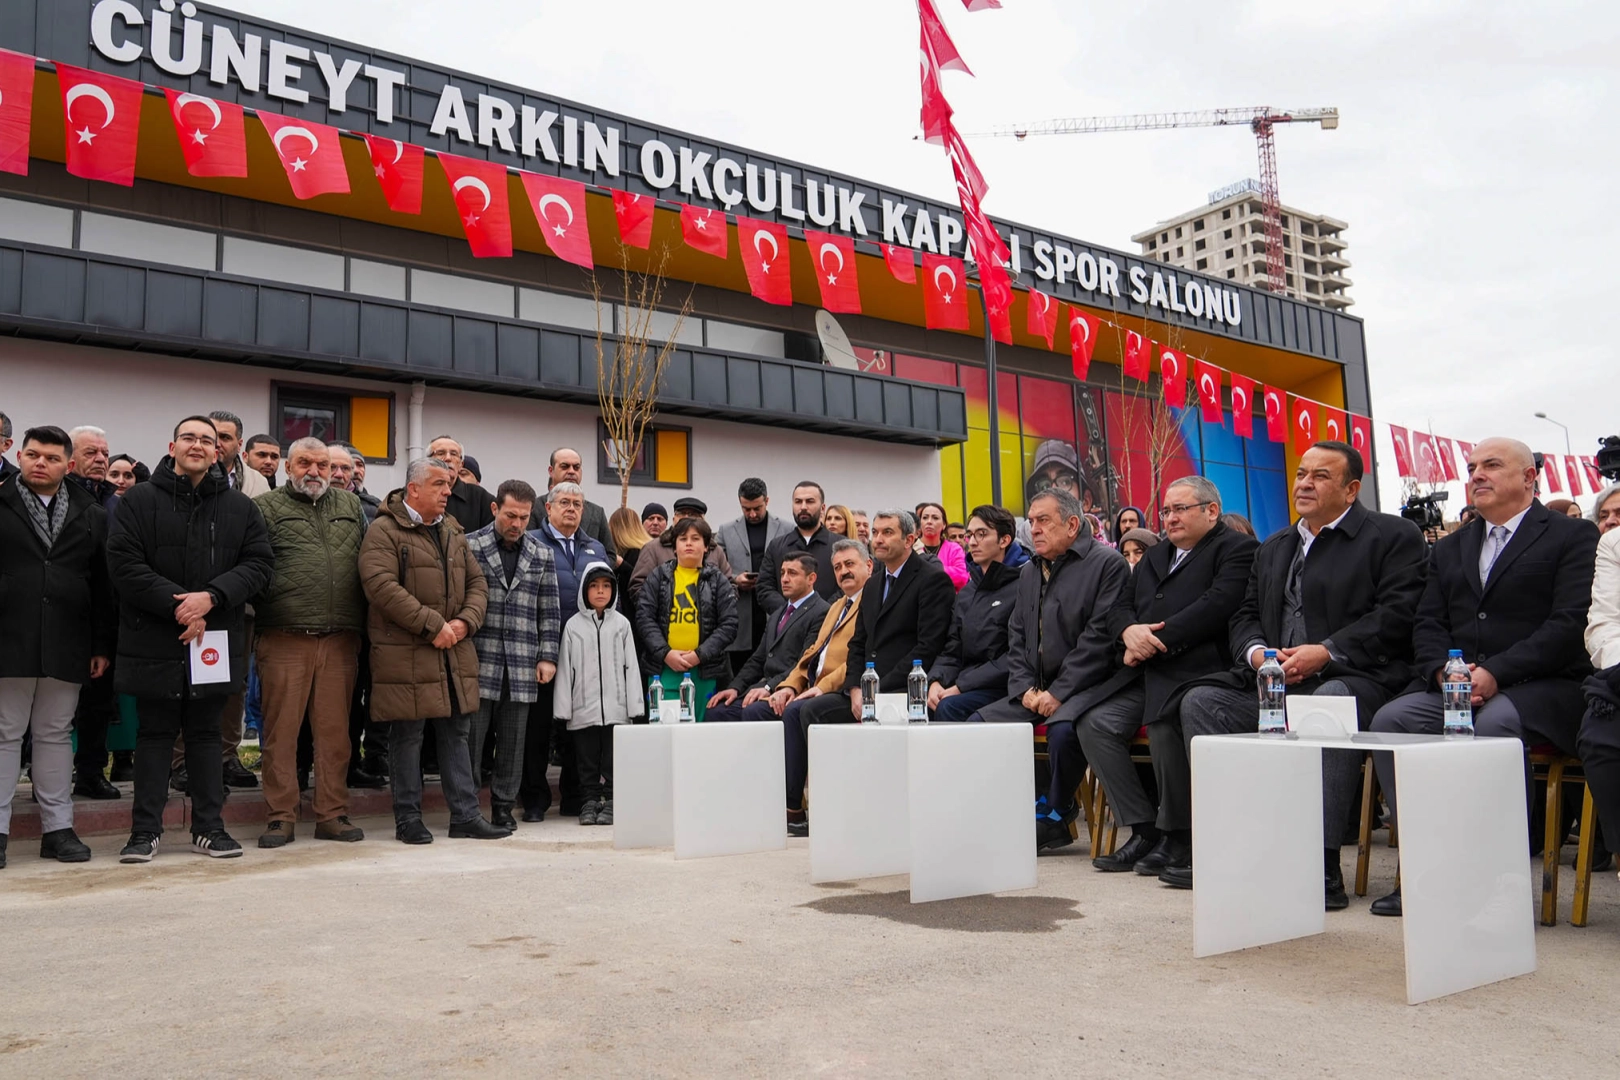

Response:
(358, 458), (506, 844)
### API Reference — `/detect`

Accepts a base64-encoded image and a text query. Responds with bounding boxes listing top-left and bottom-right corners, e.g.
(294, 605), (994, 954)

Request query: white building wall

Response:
(0, 339), (941, 520)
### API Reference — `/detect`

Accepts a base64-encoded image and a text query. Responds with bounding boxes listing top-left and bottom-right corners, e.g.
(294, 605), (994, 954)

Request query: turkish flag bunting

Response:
(1433, 437), (1460, 482)
(1263, 386), (1288, 444)
(0, 49), (36, 176)
(257, 111), (349, 200)
(1321, 408), (1348, 446)
(436, 152), (512, 258)
(1456, 441), (1474, 463)
(1350, 414), (1372, 463)
(1159, 347), (1188, 409)
(918, 44), (954, 145)
(1193, 360), (1223, 424)
(679, 204), (728, 259)
(882, 243), (917, 284)
(921, 253), (969, 330)
(1410, 432), (1443, 484)
(986, 298), (1013, 345)
(1389, 425), (1415, 478)
(961, 0), (1003, 9)
(1565, 455), (1585, 496)
(1583, 456), (1604, 490)
(56, 63), (144, 186)
(521, 173), (593, 270)
(947, 128), (989, 206)
(1067, 306), (1098, 381)
(736, 216), (792, 306)
(1123, 331), (1152, 382)
(1027, 288), (1058, 349)
(362, 133), (424, 215)
(1231, 375), (1257, 438)
(806, 229), (861, 314)
(1291, 397), (1318, 455)
(164, 88), (246, 178)
(612, 190), (655, 249)
(1543, 454), (1564, 495)
(919, 0), (973, 75)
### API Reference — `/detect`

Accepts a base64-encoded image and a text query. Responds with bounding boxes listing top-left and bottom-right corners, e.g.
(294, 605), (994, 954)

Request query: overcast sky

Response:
(227, 0), (1620, 509)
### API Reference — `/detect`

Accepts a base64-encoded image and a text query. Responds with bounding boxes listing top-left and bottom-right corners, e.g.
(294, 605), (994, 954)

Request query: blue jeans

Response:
(932, 687), (1001, 722)
(244, 655), (263, 738)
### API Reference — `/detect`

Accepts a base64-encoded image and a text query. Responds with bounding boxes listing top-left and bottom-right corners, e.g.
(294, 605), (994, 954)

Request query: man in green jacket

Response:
(252, 438), (368, 847)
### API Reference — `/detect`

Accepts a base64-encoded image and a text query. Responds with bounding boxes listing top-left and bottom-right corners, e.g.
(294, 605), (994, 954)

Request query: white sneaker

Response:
(191, 831), (244, 858)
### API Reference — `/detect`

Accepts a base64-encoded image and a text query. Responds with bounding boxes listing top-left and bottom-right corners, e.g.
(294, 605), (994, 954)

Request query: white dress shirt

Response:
(1478, 505), (1530, 584)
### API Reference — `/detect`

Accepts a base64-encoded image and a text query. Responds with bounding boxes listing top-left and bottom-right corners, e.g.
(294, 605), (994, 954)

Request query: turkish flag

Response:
(1543, 454), (1564, 495)
(1410, 432), (1443, 484)
(1123, 331), (1152, 382)
(56, 63), (144, 186)
(1159, 346), (1188, 409)
(1389, 425), (1415, 478)
(1433, 437), (1460, 483)
(961, 0), (1002, 9)
(1231, 375), (1257, 438)
(1350, 414), (1372, 463)
(164, 89), (246, 178)
(680, 204), (728, 259)
(1565, 455), (1585, 496)
(1193, 360), (1223, 424)
(986, 293), (1013, 345)
(921, 253), (968, 330)
(1263, 386), (1288, 443)
(521, 173), (593, 270)
(1321, 407), (1347, 445)
(882, 244), (916, 284)
(736, 216), (792, 306)
(1583, 456), (1604, 490)
(1291, 397), (1318, 455)
(613, 190), (655, 249)
(1026, 288), (1058, 349)
(805, 229), (860, 314)
(1456, 441), (1474, 463)
(919, 0), (973, 75)
(437, 152), (512, 258)
(0, 49), (36, 176)
(257, 112), (349, 199)
(918, 45), (954, 145)
(1067, 306), (1098, 381)
(363, 133), (424, 215)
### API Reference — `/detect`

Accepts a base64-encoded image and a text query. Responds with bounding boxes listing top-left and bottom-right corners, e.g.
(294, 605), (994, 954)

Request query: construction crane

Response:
(965, 107), (1339, 293)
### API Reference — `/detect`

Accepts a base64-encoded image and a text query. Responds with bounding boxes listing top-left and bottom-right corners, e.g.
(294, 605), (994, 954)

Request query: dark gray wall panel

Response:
(453, 318), (498, 377)
(146, 271), (202, 338)
(258, 289), (310, 352)
(21, 252), (84, 323)
(496, 324), (539, 382)
(85, 262), (144, 330)
(359, 303), (406, 364)
(407, 310), (453, 369)
(202, 280), (257, 345)
(310, 295), (360, 357)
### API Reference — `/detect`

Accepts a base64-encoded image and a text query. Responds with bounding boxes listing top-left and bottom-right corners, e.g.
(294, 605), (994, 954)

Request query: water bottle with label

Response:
(1258, 649), (1288, 735)
(648, 677), (666, 724)
(860, 662), (879, 723)
(678, 672), (696, 722)
(1443, 649), (1474, 737)
(907, 659), (929, 723)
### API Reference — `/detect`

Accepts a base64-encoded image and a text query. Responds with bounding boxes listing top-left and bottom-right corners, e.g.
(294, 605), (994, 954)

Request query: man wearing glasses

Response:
(1076, 477), (1258, 880)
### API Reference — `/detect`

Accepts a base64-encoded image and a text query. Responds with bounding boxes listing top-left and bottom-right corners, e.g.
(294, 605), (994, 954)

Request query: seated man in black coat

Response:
(1370, 438), (1597, 916)
(1177, 442), (1428, 906)
(927, 504), (1028, 722)
(1079, 476), (1258, 877)
(705, 554), (830, 723)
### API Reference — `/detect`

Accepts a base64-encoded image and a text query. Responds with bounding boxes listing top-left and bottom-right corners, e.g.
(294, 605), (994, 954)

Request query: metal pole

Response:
(981, 288), (1002, 507)
(1535, 412), (1573, 461)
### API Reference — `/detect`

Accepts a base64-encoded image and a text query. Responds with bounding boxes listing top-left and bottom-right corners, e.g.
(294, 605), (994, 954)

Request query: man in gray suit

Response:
(705, 554), (830, 723)
(715, 477), (793, 674)
(527, 447), (616, 560)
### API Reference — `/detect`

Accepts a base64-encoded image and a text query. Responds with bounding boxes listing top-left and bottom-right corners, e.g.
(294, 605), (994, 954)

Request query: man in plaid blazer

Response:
(466, 481), (561, 830)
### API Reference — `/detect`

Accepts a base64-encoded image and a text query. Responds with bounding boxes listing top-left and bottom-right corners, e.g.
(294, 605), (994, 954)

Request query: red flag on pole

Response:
(1291, 397), (1318, 454)
(362, 134), (424, 215)
(436, 152), (512, 258)
(1320, 407), (1347, 445)
(1433, 437), (1460, 483)
(1410, 432), (1443, 484)
(1159, 346), (1188, 409)
(521, 173), (593, 270)
(1565, 456), (1585, 496)
(882, 244), (917, 284)
(1193, 360), (1223, 424)
(56, 63), (144, 186)
(1123, 330), (1152, 382)
(1543, 454), (1564, 495)
(918, 0), (974, 75)
(1583, 456), (1604, 490)
(986, 293), (1012, 346)
(805, 229), (861, 314)
(1067, 306), (1098, 381)
(1263, 386), (1288, 444)
(735, 216), (792, 306)
(164, 89), (246, 178)
(1231, 375), (1257, 438)
(1026, 288), (1058, 349)
(679, 204), (728, 259)
(257, 112), (350, 199)
(918, 44), (953, 146)
(612, 190), (655, 249)
(921, 253), (968, 330)
(0, 49), (36, 176)
(1389, 425), (1415, 478)
(1350, 414), (1372, 463)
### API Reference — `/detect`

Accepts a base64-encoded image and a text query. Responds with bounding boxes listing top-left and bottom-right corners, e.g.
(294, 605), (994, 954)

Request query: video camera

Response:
(1595, 436), (1620, 482)
(1400, 491), (1448, 532)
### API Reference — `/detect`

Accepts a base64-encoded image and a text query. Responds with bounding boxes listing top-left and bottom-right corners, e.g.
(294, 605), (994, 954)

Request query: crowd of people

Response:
(3, 406), (1619, 923)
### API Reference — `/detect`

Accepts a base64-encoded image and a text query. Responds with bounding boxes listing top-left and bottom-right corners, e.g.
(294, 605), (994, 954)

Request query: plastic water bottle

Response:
(907, 659), (929, 722)
(1443, 650), (1474, 737)
(860, 662), (879, 723)
(678, 673), (696, 722)
(648, 677), (665, 723)
(1258, 649), (1287, 735)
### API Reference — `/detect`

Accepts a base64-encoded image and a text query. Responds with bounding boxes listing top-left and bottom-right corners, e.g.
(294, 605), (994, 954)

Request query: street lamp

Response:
(1534, 411), (1573, 460)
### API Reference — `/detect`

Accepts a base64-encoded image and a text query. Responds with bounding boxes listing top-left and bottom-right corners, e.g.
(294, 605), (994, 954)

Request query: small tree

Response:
(595, 244), (694, 509)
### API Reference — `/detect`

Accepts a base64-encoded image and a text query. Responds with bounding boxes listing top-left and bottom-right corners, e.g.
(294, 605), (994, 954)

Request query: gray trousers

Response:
(1371, 691), (1523, 828)
(470, 693), (528, 805)
(389, 714), (481, 827)
(0, 678), (82, 834)
(1076, 685), (1159, 831)
(1180, 680), (1364, 849)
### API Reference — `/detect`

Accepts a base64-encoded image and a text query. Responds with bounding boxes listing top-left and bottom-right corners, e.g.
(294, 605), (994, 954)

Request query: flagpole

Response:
(980, 287), (1002, 507)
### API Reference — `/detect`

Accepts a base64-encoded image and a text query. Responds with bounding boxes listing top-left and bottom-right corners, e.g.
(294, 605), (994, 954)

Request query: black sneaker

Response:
(578, 798), (600, 826)
(191, 831), (244, 858)
(39, 828), (92, 862)
(0, 833), (8, 869)
(120, 832), (160, 863)
(595, 799), (613, 826)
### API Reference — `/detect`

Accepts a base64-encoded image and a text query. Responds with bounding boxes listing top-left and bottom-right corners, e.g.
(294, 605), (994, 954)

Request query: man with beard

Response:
(758, 482), (839, 614)
(244, 435), (281, 489)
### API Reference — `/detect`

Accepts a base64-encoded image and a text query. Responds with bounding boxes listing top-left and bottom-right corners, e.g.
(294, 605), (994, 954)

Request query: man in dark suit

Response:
(525, 447), (616, 560)
(704, 554), (829, 723)
(1176, 442), (1428, 906)
(1080, 475), (1259, 876)
(973, 490), (1132, 852)
(1369, 438), (1597, 916)
(429, 436), (497, 536)
(757, 481), (840, 612)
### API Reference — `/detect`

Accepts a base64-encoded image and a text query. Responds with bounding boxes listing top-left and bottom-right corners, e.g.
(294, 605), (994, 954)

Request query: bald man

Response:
(1368, 438), (1598, 917)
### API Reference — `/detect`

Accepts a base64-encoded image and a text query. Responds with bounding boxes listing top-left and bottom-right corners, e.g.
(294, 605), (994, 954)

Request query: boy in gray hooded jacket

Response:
(554, 562), (644, 825)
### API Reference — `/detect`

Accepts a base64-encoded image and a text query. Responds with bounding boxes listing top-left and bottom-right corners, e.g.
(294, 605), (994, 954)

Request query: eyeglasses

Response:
(964, 527), (997, 542)
(175, 433), (217, 448)
(1159, 500), (1212, 519)
(1029, 470), (1080, 495)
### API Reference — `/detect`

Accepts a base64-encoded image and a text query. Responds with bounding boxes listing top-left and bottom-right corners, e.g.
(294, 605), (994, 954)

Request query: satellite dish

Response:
(816, 309), (859, 371)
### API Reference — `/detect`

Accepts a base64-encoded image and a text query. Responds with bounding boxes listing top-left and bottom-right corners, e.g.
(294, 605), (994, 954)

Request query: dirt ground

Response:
(1, 817), (1614, 1078)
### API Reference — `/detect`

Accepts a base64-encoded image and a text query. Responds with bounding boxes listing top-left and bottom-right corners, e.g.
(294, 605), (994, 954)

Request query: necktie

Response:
(776, 601), (794, 634)
(1481, 525), (1508, 582)
(883, 572), (895, 602)
(564, 536), (574, 562)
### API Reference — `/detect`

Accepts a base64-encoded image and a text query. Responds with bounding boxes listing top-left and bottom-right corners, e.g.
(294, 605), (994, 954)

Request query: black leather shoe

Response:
(1325, 858), (1350, 911)
(396, 819), (433, 845)
(447, 817), (512, 840)
(74, 773), (122, 800)
(490, 801), (517, 830)
(1036, 816), (1075, 853)
(522, 806), (546, 823)
(0, 833), (7, 869)
(1159, 863), (1193, 889)
(347, 768), (387, 790)
(109, 752), (135, 783)
(1092, 830), (1159, 872)
(40, 828), (92, 862)
(1140, 834), (1190, 876)
(1370, 886), (1402, 917)
(222, 758), (259, 789)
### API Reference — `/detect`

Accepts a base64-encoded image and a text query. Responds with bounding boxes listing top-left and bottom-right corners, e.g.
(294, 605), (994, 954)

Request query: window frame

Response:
(595, 418), (694, 491)
(268, 381), (396, 464)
